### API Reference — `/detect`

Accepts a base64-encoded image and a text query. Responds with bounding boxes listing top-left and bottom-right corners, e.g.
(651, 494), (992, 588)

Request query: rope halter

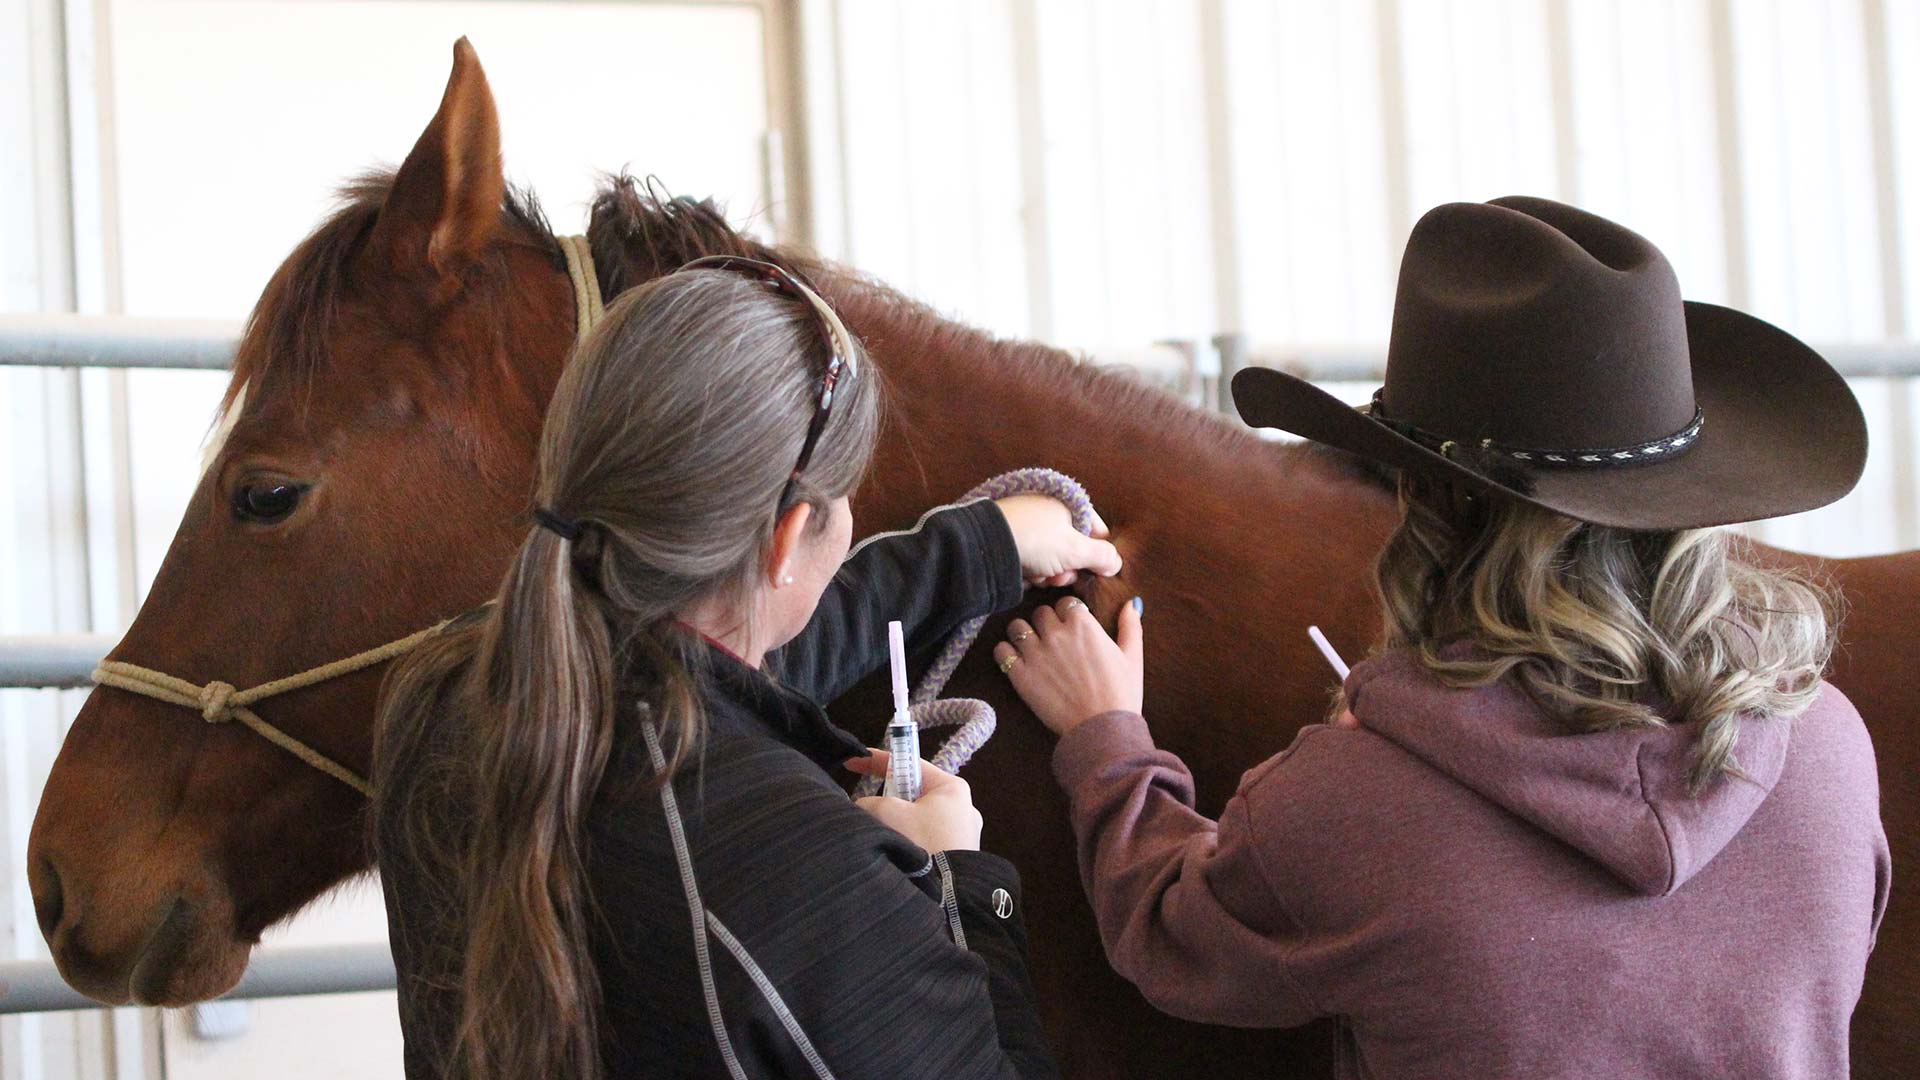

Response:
(91, 622), (451, 797)
(89, 235), (607, 798)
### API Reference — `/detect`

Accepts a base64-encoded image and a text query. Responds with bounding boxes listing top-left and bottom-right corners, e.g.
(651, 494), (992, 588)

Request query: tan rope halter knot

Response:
(91, 619), (453, 800)
(199, 680), (238, 723)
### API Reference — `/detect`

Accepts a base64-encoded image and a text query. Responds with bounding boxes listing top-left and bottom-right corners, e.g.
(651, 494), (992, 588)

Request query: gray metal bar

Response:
(0, 944), (396, 1014)
(0, 314), (237, 370)
(1212, 331), (1246, 413)
(1237, 342), (1920, 382)
(0, 634), (115, 689)
(2, 314), (1917, 379)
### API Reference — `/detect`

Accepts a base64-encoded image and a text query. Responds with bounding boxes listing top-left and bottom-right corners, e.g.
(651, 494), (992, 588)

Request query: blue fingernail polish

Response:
(1131, 596), (1144, 616)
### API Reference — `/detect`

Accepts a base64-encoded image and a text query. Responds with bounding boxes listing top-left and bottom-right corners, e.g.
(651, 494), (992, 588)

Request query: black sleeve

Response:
(916, 851), (1058, 1079)
(632, 746), (1059, 1080)
(771, 500), (1026, 704)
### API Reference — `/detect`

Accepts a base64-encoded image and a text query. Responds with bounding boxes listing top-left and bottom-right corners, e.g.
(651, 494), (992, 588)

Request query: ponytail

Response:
(454, 526), (616, 1079)
(374, 524), (715, 1080)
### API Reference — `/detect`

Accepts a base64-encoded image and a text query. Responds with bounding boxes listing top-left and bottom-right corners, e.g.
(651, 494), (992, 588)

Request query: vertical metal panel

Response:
(1726, 0), (1894, 554)
(1863, 0), (1917, 548)
(1374, 0), (1413, 262)
(833, 0), (1027, 337)
(1544, 0), (1577, 204)
(1010, 0), (1052, 342)
(1218, 0), (1392, 344)
(1706, 0), (1752, 310)
(1195, 0), (1240, 337)
(759, 0), (812, 248)
(1565, 1), (1728, 301)
(795, 0), (851, 261)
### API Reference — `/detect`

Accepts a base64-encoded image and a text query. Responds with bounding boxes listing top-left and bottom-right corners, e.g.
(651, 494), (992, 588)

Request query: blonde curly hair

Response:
(1369, 472), (1836, 790)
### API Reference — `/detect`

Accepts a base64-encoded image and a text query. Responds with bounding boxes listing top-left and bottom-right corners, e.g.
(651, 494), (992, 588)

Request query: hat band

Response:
(1367, 389), (1705, 469)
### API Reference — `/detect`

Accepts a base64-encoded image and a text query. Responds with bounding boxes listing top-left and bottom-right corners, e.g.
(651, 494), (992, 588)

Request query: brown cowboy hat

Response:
(1232, 196), (1867, 530)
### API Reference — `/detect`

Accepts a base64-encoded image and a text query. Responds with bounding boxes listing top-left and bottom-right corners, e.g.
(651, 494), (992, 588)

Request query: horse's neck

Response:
(831, 285), (1350, 530)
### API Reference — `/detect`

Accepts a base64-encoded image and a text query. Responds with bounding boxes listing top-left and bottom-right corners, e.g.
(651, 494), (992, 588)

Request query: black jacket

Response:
(380, 501), (1059, 1079)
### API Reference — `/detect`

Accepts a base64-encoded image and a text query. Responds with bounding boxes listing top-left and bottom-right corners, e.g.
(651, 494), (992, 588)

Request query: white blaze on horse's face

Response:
(26, 37), (580, 1006)
(199, 380), (246, 476)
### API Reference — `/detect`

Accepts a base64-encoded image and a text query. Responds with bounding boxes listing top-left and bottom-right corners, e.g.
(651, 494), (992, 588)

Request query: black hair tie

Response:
(533, 506), (584, 543)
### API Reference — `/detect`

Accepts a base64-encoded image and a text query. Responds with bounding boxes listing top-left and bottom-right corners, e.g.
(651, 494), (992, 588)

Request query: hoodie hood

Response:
(1345, 648), (1792, 896)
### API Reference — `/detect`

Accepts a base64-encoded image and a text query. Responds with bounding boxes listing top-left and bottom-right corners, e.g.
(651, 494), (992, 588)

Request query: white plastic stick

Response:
(1307, 625), (1350, 680)
(888, 621), (909, 714)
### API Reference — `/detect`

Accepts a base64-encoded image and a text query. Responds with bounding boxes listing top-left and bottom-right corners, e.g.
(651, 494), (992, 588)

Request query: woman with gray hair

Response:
(996, 198), (1889, 1078)
(373, 258), (1117, 1079)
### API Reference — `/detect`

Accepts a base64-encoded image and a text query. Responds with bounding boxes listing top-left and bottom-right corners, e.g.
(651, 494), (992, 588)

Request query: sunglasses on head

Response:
(678, 255), (859, 513)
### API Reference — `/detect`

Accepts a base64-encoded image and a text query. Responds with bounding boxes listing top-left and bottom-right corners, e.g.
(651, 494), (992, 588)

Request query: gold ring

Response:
(1010, 628), (1033, 643)
(998, 654), (1021, 674)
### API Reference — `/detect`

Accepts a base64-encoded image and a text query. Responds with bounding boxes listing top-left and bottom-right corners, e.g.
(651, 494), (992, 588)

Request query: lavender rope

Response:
(854, 468), (1095, 798)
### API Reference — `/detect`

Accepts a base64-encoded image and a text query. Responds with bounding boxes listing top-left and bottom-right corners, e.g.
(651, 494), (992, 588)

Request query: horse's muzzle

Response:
(29, 847), (249, 1006)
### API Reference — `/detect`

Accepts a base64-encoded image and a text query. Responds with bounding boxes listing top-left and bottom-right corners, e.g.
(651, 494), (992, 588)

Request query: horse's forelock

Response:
(585, 174), (775, 300)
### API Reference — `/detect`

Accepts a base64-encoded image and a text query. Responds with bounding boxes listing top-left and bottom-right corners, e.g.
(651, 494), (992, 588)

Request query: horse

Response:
(26, 40), (1915, 1078)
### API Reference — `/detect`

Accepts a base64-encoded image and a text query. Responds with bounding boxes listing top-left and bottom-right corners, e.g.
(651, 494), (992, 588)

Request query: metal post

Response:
(0, 314), (237, 370)
(1196, 0), (1242, 343)
(1009, 0), (1053, 342)
(0, 945), (397, 1015)
(1860, 0), (1917, 548)
(1212, 330), (1246, 414)
(0, 634), (113, 690)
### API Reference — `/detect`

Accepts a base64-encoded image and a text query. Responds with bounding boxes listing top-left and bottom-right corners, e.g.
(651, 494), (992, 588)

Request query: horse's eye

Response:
(232, 482), (305, 523)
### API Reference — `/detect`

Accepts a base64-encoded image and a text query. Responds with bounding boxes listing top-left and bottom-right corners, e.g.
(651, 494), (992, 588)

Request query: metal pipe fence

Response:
(0, 315), (238, 371)
(0, 945), (396, 1014)
(0, 635), (117, 690)
(1209, 331), (1920, 390)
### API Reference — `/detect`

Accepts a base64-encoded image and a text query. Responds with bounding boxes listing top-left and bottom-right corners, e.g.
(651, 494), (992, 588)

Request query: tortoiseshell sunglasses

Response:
(678, 255), (859, 512)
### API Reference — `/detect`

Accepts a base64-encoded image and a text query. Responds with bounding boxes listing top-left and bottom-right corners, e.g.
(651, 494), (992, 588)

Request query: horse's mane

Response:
(829, 272), (1275, 461)
(584, 174), (767, 295)
(222, 171), (561, 416)
(579, 173), (1378, 484)
(231, 169), (1387, 490)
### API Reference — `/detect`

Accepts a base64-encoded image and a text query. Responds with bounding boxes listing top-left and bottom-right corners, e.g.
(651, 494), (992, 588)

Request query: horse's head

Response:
(26, 39), (580, 1005)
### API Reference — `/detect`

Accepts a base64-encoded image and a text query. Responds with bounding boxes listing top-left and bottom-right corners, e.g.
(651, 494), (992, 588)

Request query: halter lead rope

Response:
(558, 233), (605, 338)
(89, 236), (606, 796)
(853, 467), (1096, 798)
(90, 622), (453, 797)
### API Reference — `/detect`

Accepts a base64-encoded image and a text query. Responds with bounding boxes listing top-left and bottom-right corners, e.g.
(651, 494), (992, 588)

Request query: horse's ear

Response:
(369, 37), (504, 279)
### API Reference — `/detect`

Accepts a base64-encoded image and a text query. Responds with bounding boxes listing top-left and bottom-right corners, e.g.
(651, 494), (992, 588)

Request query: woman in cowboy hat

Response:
(994, 197), (1890, 1078)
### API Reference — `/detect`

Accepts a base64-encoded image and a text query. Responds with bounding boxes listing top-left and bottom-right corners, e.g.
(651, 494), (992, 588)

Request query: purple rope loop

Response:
(852, 468), (1095, 798)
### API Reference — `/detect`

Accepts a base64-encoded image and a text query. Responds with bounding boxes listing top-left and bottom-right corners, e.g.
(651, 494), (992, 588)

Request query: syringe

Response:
(882, 620), (922, 801)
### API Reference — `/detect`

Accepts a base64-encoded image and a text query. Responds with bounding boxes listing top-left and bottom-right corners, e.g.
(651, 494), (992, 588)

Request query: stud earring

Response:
(782, 575), (795, 586)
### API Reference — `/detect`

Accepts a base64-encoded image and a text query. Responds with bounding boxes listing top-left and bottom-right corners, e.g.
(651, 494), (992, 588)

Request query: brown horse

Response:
(26, 41), (1915, 1078)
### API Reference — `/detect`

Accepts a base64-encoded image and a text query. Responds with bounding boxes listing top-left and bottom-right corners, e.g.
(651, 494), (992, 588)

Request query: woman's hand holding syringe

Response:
(846, 749), (983, 853)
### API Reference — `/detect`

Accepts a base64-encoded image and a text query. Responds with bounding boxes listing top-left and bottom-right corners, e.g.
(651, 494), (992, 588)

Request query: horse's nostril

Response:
(32, 856), (65, 939)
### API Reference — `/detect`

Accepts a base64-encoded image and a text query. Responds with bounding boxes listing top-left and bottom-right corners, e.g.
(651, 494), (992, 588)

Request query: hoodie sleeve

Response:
(1050, 710), (1323, 1029)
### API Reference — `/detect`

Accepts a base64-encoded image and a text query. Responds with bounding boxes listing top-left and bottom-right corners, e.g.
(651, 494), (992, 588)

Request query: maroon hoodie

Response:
(1052, 647), (1890, 1079)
